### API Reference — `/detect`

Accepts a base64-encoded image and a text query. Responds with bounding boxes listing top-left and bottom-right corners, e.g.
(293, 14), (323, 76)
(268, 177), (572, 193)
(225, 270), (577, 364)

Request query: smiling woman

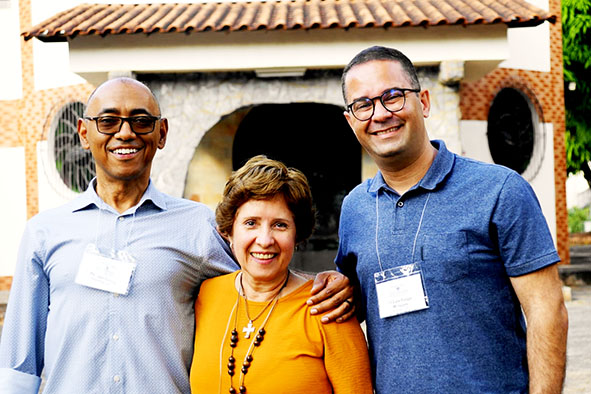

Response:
(190, 155), (373, 394)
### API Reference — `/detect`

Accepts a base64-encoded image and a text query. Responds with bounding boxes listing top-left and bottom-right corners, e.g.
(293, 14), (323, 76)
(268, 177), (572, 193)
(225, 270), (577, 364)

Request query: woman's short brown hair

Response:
(216, 155), (316, 244)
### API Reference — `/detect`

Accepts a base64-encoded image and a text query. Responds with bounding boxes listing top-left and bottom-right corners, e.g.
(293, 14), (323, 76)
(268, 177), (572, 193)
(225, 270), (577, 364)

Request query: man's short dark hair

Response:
(341, 46), (421, 104)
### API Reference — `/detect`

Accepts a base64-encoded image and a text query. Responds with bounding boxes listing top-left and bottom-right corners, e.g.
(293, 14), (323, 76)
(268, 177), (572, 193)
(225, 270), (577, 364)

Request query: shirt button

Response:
(397, 201), (404, 207)
(112, 334), (119, 341)
(113, 375), (121, 383)
(118, 217), (125, 221)
(113, 293), (119, 297)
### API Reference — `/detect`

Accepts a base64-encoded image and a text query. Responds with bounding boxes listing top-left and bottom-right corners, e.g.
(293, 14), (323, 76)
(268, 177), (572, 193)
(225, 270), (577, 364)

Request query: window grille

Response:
(48, 101), (95, 193)
(487, 88), (545, 181)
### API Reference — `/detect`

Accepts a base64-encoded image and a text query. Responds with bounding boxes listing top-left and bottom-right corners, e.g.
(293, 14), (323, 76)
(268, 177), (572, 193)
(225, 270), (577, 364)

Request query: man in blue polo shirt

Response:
(336, 46), (568, 393)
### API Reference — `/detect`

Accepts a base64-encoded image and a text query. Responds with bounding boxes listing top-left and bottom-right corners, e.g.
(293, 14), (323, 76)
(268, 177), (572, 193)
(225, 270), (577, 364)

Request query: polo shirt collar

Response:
(367, 139), (455, 194)
(71, 178), (168, 213)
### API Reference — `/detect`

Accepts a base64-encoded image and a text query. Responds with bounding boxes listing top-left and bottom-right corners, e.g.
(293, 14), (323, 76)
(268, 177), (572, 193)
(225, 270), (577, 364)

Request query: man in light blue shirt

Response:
(0, 78), (352, 393)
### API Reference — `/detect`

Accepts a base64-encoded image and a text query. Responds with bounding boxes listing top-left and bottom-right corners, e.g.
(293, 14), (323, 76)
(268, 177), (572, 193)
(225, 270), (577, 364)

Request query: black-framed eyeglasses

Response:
(346, 88), (420, 121)
(84, 115), (161, 135)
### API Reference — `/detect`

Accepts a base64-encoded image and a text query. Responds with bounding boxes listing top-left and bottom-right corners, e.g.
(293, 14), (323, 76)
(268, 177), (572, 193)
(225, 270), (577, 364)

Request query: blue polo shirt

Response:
(336, 140), (559, 393)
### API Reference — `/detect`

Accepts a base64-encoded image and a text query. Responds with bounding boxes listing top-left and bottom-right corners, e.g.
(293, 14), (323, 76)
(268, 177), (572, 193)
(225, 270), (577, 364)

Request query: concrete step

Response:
(561, 246), (591, 285)
(559, 263), (591, 286)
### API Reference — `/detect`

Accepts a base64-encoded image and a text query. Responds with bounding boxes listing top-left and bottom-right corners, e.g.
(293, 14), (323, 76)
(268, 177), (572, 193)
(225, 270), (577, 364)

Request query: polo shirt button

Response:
(397, 201), (404, 207)
(112, 334), (119, 341)
(118, 216), (125, 221)
(113, 375), (121, 383)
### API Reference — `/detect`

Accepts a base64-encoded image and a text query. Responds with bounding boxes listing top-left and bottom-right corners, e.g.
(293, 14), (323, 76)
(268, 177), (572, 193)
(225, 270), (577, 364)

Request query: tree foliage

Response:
(563, 0), (591, 187)
(568, 206), (590, 233)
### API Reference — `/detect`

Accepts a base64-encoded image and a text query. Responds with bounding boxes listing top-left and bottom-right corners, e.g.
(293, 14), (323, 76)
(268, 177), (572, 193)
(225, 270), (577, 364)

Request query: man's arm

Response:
(510, 264), (568, 394)
(0, 225), (47, 393)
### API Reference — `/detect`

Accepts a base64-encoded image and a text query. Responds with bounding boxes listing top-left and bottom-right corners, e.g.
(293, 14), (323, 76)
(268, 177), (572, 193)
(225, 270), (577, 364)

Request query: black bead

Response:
(228, 362), (235, 369)
(246, 355), (253, 362)
(253, 341), (260, 346)
(239, 386), (246, 393)
(243, 361), (251, 367)
(230, 342), (237, 348)
(229, 356), (235, 363)
(228, 369), (234, 376)
(229, 387), (236, 393)
(255, 334), (263, 341)
(259, 328), (265, 335)
(231, 330), (238, 336)
(241, 366), (248, 374)
(231, 335), (238, 342)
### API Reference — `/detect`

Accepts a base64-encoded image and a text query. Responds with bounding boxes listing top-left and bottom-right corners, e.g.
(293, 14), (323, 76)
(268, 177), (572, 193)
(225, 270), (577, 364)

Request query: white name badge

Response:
(75, 250), (136, 295)
(374, 263), (429, 319)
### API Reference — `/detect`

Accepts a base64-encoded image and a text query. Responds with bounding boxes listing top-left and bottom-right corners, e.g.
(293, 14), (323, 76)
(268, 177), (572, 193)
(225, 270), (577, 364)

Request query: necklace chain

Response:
(239, 273), (285, 326)
(227, 271), (290, 394)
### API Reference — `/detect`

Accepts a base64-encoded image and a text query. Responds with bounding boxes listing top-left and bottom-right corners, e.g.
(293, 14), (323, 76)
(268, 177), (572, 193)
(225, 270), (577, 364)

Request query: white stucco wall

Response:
(500, 0), (551, 72)
(0, 0), (23, 100)
(70, 24), (509, 84)
(31, 0), (86, 90)
(37, 141), (78, 213)
(566, 174), (591, 209)
(0, 147), (27, 276)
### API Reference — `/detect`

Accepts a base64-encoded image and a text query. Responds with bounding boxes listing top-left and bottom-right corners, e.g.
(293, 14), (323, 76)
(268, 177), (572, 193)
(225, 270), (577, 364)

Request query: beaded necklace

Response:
(226, 271), (290, 394)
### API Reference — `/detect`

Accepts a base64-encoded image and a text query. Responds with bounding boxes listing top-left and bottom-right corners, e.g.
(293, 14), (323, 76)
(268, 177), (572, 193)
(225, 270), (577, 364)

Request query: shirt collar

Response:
(367, 139), (455, 194)
(71, 178), (168, 213)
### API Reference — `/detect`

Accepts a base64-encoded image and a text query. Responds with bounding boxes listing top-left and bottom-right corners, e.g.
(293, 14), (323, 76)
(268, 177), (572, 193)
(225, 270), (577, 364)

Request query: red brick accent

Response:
(459, 0), (569, 264)
(0, 100), (21, 147)
(19, 0), (38, 219)
(0, 276), (12, 291)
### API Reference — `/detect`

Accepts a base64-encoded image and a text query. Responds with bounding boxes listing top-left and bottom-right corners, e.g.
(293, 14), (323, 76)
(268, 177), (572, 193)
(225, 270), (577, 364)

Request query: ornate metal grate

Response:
(487, 88), (545, 180)
(48, 102), (95, 193)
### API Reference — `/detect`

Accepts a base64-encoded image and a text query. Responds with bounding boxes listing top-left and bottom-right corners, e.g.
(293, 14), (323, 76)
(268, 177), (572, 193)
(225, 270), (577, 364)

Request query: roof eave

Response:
(22, 17), (552, 43)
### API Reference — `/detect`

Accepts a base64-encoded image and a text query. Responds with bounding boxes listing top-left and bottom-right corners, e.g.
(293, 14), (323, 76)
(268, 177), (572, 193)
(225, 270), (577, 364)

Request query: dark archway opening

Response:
(233, 103), (360, 271)
(487, 88), (535, 174)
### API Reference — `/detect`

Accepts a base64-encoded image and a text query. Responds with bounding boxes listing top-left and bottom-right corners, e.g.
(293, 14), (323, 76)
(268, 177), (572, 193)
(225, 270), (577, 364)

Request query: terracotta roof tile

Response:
(22, 0), (556, 42)
(286, 2), (304, 29)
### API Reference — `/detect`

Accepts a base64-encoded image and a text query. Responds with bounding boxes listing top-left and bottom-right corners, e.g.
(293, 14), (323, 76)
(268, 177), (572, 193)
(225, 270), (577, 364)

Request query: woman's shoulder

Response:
(200, 271), (238, 295)
(279, 273), (314, 302)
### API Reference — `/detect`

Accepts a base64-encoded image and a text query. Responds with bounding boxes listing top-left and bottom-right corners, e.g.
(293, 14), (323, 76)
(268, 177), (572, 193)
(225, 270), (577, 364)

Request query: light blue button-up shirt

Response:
(0, 180), (239, 393)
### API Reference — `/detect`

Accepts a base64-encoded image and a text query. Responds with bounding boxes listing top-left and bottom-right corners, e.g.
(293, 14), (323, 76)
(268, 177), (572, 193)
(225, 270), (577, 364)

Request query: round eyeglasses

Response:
(84, 115), (161, 135)
(346, 88), (420, 121)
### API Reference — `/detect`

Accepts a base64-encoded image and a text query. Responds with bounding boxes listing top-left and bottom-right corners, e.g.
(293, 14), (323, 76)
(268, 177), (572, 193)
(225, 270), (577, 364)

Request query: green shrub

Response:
(568, 206), (590, 233)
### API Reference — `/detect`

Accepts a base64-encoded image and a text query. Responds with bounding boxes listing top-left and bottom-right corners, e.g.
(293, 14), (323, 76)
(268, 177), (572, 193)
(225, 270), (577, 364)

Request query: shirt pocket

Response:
(421, 232), (470, 283)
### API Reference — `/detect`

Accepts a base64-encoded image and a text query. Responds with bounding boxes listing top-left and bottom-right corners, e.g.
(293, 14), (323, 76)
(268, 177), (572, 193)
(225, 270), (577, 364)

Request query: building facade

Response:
(0, 0), (568, 288)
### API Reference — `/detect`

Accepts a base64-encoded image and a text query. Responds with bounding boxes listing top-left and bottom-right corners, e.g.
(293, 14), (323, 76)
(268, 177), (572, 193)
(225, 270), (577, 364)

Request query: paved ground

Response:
(563, 285), (591, 394)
